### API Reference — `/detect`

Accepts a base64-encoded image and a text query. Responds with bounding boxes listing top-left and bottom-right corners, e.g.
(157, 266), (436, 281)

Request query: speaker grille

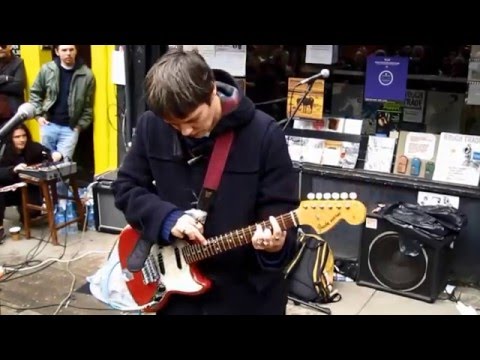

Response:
(94, 184), (127, 233)
(368, 231), (428, 292)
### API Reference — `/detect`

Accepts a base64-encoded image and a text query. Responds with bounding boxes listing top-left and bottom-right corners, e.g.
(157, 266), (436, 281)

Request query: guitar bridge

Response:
(142, 255), (161, 285)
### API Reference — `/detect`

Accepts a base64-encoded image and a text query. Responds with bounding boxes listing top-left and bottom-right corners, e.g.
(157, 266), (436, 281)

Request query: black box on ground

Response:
(93, 169), (127, 234)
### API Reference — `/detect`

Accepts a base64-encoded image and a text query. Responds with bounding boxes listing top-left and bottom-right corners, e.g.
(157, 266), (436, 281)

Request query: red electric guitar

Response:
(118, 192), (367, 313)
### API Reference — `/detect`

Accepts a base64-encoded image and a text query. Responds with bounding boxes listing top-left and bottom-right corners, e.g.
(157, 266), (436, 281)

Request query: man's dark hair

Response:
(145, 48), (215, 120)
(53, 45), (78, 50)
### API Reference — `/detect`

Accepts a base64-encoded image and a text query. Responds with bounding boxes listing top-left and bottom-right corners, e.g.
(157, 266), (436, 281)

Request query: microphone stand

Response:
(282, 81), (315, 131)
(288, 295), (332, 315)
(0, 124), (9, 160)
(0, 142), (6, 160)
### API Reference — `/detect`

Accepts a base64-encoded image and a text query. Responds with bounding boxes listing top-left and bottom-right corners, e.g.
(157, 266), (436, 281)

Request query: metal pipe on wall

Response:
(123, 45), (168, 147)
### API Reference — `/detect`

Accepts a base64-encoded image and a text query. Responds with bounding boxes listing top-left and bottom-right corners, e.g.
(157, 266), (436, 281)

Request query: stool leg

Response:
(43, 182), (58, 246)
(70, 176), (85, 231)
(21, 186), (31, 239)
(51, 180), (59, 205)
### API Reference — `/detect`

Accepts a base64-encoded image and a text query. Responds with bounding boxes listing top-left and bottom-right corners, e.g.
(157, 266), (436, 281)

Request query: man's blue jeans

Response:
(40, 123), (79, 161)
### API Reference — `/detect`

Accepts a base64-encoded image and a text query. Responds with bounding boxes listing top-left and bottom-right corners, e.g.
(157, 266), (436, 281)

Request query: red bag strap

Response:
(197, 130), (234, 211)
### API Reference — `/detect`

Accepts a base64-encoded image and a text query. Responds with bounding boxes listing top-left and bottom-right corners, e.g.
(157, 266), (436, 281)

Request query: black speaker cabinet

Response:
(357, 212), (455, 303)
(92, 170), (128, 234)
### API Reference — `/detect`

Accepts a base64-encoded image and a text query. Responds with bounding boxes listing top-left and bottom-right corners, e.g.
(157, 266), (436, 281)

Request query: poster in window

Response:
(425, 91), (464, 134)
(182, 45), (247, 77)
(432, 133), (480, 186)
(364, 56), (408, 103)
(375, 102), (402, 136)
(305, 45), (338, 65)
(287, 77), (325, 120)
(285, 136), (325, 165)
(393, 131), (440, 178)
(331, 83), (364, 119)
(467, 45), (480, 105)
(403, 89), (426, 123)
(364, 136), (397, 173)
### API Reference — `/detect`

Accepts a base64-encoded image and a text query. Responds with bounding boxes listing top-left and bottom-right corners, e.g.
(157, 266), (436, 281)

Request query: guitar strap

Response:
(196, 130), (234, 214)
(125, 131), (235, 274)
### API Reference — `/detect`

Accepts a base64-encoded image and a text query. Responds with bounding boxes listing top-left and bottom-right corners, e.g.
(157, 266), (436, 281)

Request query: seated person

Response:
(0, 124), (62, 241)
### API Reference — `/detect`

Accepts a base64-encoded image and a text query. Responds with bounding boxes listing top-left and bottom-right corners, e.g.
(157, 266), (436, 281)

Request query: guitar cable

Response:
(0, 250), (109, 278)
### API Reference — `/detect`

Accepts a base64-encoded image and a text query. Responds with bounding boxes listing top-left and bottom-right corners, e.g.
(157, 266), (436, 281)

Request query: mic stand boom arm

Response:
(282, 81), (315, 131)
(0, 130), (7, 161)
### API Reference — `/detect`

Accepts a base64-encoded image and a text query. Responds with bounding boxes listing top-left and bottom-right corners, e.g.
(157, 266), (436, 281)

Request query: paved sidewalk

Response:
(0, 214), (477, 315)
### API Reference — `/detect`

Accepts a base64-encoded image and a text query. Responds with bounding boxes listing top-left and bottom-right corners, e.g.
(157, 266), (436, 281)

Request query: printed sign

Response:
(403, 89), (425, 123)
(183, 45), (247, 77)
(467, 45), (480, 105)
(433, 132), (480, 186)
(365, 56), (409, 103)
(305, 45), (338, 65)
(417, 191), (459, 209)
(375, 101), (402, 136)
(287, 77), (325, 120)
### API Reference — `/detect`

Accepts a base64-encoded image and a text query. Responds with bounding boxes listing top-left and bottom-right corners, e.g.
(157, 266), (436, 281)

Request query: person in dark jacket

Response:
(111, 49), (300, 315)
(29, 45), (95, 161)
(0, 124), (62, 241)
(0, 45), (27, 127)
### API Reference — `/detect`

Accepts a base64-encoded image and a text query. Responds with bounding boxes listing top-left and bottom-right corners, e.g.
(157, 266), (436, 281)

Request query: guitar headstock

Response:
(295, 192), (367, 234)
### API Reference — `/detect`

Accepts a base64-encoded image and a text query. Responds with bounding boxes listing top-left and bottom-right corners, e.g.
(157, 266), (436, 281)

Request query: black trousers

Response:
(0, 185), (42, 226)
(155, 275), (289, 315)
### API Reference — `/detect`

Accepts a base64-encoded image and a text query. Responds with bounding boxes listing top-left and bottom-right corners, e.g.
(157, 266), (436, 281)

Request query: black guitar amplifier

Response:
(357, 211), (456, 303)
(93, 169), (128, 234)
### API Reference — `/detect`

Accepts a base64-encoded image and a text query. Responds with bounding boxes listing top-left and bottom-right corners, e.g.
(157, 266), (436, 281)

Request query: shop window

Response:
(245, 45), (480, 137)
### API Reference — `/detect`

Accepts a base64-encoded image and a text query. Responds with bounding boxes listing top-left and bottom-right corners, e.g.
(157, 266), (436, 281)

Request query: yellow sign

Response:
(287, 77), (325, 120)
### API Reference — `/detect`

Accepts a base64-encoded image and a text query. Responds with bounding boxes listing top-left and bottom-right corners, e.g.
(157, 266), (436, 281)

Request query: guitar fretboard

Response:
(182, 211), (298, 264)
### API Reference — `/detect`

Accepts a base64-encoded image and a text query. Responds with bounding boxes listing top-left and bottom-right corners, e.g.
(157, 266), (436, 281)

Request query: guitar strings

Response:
(182, 212), (297, 264)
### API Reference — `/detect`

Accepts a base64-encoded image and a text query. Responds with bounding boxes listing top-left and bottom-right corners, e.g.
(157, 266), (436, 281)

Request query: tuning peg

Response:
(332, 192), (340, 200)
(307, 192), (315, 200)
(315, 192), (323, 200)
(323, 193), (331, 200)
(340, 192), (349, 200)
(349, 192), (357, 200)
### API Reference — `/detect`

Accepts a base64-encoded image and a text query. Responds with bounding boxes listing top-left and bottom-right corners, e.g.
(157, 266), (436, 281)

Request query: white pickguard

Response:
(151, 240), (203, 294)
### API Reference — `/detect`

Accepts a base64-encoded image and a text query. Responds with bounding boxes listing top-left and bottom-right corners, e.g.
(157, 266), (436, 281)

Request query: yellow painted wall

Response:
(19, 45), (118, 175)
(20, 45), (52, 141)
(90, 45), (118, 175)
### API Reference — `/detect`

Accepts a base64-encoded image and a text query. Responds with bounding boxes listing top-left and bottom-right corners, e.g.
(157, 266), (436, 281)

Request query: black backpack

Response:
(284, 227), (342, 306)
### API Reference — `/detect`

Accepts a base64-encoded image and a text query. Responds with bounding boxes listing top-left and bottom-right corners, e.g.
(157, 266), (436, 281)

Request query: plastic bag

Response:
(377, 202), (468, 247)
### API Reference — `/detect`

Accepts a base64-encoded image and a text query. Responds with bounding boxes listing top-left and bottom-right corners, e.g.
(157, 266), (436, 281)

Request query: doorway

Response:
(50, 45), (94, 185)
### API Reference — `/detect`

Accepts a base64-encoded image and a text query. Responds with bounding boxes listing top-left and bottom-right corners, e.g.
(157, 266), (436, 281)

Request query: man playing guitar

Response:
(112, 48), (299, 315)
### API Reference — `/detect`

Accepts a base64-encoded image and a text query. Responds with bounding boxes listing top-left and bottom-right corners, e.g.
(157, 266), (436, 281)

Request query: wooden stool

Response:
(20, 174), (85, 246)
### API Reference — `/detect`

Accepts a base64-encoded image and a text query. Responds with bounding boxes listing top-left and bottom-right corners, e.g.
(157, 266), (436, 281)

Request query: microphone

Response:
(0, 102), (35, 140)
(298, 69), (330, 85)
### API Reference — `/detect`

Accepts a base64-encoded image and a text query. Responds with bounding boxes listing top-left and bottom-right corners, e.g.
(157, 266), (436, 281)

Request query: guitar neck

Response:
(182, 211), (299, 264)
